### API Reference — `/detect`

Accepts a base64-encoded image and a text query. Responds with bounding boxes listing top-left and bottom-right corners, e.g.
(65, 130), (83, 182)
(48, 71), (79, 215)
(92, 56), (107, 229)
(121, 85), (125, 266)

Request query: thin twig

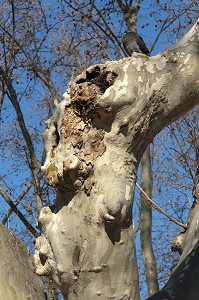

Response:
(0, 24), (59, 108)
(92, 35), (113, 61)
(136, 182), (187, 229)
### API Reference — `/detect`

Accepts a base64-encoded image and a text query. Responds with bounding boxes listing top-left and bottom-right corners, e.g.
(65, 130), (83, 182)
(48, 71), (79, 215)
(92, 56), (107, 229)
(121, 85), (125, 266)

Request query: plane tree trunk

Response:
(34, 20), (199, 299)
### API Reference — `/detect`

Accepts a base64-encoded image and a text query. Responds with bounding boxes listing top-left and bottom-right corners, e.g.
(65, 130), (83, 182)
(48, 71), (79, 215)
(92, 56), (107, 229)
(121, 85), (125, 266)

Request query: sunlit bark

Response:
(35, 20), (199, 299)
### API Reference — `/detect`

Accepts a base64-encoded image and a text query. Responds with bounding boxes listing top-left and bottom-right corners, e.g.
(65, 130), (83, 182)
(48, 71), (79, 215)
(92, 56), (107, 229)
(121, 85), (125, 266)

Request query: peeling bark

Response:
(35, 20), (199, 299)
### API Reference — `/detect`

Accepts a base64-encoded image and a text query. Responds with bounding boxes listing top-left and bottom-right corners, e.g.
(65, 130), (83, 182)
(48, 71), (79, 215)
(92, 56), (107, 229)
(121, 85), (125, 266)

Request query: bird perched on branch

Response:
(122, 30), (150, 56)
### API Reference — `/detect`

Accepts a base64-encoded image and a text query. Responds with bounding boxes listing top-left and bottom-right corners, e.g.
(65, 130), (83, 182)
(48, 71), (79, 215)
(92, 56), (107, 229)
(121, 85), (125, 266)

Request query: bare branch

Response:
(2, 181), (33, 225)
(64, 1), (124, 57)
(0, 66), (43, 211)
(0, 186), (39, 237)
(136, 183), (187, 229)
(0, 24), (59, 108)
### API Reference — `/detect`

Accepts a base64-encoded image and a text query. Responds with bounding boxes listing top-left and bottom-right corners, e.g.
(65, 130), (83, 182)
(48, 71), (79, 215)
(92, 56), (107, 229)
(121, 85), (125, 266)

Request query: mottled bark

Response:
(0, 224), (45, 300)
(140, 146), (159, 297)
(34, 20), (199, 299)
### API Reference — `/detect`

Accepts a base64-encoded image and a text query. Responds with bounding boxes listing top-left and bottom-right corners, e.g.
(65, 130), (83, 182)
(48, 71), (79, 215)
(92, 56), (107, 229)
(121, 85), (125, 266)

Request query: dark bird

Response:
(122, 30), (150, 56)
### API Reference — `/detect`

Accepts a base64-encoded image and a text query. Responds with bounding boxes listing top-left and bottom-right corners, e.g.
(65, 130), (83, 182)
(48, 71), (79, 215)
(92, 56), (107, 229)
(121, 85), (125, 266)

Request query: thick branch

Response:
(117, 0), (141, 31)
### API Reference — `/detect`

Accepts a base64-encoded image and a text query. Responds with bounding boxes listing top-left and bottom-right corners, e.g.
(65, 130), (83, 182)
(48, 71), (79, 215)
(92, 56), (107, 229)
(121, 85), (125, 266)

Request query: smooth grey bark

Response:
(34, 19), (199, 299)
(0, 224), (46, 300)
(140, 146), (159, 297)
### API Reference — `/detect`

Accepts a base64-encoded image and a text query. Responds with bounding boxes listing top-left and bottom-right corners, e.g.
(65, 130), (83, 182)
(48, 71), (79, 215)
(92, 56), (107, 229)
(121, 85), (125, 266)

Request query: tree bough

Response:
(34, 19), (199, 299)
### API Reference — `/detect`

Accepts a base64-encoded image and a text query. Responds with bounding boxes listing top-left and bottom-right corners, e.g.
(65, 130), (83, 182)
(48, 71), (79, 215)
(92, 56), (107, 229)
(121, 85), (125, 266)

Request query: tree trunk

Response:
(140, 146), (159, 297)
(0, 224), (45, 300)
(34, 20), (199, 299)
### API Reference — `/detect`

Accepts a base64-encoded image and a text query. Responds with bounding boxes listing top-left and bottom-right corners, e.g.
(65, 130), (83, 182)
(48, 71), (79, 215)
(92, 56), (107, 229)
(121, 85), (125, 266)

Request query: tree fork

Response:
(35, 20), (199, 299)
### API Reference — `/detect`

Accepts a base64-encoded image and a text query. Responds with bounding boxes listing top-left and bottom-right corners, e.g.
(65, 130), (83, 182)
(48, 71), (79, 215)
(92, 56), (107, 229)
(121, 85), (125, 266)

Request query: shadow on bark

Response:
(0, 223), (46, 300)
(147, 240), (199, 300)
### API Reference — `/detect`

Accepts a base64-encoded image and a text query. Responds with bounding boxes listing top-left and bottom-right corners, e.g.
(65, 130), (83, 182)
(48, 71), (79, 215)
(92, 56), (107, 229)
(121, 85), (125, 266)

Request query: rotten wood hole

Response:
(46, 65), (118, 195)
